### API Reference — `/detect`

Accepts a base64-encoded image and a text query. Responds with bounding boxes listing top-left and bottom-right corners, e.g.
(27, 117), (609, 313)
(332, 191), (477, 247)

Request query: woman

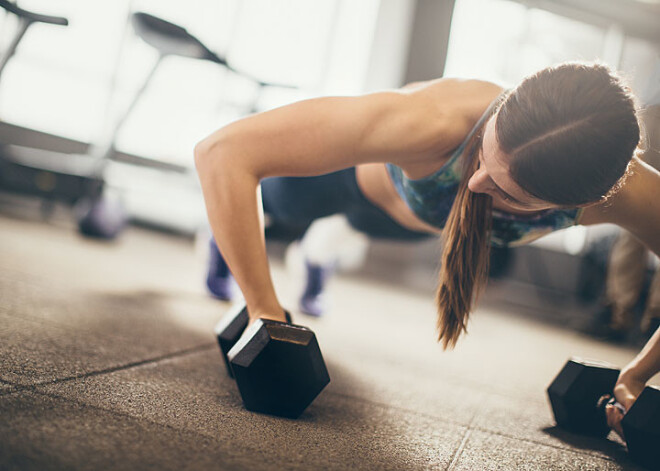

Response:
(195, 62), (660, 438)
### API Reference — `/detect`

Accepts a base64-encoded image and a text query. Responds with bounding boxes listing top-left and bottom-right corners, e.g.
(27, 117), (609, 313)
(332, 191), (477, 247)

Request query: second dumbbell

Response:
(547, 358), (660, 470)
(214, 303), (330, 419)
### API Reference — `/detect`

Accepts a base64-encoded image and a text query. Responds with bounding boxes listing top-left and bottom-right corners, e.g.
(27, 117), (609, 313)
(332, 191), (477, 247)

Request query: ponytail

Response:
(436, 122), (493, 349)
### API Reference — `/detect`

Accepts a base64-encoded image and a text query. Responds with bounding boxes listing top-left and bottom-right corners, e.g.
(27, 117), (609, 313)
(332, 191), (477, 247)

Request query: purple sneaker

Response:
(206, 238), (236, 301)
(299, 261), (334, 317)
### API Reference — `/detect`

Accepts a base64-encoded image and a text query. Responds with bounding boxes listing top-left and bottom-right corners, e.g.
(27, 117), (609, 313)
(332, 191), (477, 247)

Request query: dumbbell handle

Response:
(597, 394), (627, 416)
(607, 397), (627, 414)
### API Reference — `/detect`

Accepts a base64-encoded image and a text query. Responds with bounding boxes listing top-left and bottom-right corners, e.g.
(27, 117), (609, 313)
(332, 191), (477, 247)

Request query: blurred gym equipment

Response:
(0, 7), (294, 239)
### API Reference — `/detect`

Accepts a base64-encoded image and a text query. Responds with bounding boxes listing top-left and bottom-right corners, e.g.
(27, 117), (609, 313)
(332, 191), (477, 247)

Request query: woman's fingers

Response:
(605, 403), (625, 440)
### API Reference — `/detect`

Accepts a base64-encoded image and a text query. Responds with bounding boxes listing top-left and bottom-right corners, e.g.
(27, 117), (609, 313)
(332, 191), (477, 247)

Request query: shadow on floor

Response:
(541, 426), (635, 468)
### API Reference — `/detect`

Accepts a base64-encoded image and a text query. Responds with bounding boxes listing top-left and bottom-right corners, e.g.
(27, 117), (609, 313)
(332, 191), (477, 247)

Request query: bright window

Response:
(0, 0), (380, 166)
(445, 0), (607, 87)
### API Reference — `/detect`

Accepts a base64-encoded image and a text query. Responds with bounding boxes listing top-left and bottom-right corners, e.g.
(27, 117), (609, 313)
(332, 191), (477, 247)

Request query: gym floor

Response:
(0, 205), (655, 470)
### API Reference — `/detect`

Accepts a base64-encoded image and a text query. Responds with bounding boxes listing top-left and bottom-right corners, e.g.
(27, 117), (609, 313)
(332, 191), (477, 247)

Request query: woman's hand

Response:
(247, 308), (288, 327)
(605, 370), (647, 440)
(605, 323), (660, 441)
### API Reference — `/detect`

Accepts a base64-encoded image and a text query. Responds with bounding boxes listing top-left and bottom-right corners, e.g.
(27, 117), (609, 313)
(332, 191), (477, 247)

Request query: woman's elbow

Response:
(194, 132), (225, 174)
(194, 131), (258, 186)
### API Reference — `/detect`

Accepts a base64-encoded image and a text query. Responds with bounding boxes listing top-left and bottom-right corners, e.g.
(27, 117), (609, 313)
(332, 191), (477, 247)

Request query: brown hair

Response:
(436, 63), (640, 349)
(436, 104), (497, 349)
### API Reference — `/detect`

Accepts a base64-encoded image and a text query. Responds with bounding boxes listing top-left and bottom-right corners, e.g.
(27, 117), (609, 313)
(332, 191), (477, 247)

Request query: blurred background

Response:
(0, 0), (659, 342)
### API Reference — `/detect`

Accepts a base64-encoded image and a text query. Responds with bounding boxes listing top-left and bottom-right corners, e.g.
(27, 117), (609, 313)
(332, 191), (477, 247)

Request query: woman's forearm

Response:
(195, 140), (285, 322)
(622, 327), (660, 384)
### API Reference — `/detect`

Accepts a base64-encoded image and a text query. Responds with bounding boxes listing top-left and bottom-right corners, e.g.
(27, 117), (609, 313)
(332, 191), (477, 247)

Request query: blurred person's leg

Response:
(641, 267), (660, 335)
(292, 215), (369, 316)
(207, 237), (237, 300)
(269, 168), (429, 316)
(206, 168), (431, 310)
(205, 171), (351, 301)
(606, 231), (648, 333)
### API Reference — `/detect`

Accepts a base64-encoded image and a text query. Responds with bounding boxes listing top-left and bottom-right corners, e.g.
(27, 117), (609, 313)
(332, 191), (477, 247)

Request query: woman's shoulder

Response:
(579, 158), (660, 255)
(402, 77), (504, 118)
(394, 79), (501, 147)
(391, 78), (505, 175)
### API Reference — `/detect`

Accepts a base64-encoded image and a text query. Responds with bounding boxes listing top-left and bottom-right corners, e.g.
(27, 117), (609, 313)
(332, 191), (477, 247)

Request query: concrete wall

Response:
(364, 0), (456, 91)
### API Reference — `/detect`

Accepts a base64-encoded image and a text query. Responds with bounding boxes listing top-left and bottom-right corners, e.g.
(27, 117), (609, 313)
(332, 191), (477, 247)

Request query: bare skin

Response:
(605, 327), (660, 440)
(195, 77), (660, 433)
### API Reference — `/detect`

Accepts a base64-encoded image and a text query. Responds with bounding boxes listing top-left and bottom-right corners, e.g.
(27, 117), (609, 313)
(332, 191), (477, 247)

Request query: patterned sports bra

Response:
(386, 101), (583, 247)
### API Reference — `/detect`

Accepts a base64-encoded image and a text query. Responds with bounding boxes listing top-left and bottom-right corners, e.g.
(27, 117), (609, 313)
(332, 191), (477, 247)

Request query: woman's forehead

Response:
(482, 116), (506, 169)
(481, 116), (542, 204)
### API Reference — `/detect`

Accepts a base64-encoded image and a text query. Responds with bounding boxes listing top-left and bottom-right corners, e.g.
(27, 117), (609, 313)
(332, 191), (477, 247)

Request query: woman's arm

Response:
(194, 82), (476, 323)
(606, 327), (660, 437)
(580, 157), (660, 257)
(620, 326), (660, 391)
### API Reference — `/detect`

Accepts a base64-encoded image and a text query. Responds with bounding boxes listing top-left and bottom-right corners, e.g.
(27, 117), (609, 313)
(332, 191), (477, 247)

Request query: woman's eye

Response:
(497, 189), (512, 202)
(500, 191), (525, 207)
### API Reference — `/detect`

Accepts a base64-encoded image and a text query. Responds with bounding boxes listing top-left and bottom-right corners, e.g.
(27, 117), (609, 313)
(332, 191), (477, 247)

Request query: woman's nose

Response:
(467, 167), (492, 194)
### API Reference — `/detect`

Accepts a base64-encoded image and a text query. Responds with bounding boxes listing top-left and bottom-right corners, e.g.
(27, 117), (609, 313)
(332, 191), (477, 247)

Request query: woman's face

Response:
(467, 115), (559, 212)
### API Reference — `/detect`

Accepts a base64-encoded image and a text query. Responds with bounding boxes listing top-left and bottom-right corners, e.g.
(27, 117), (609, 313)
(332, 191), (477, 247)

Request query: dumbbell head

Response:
(547, 358), (620, 437)
(214, 304), (294, 378)
(228, 318), (330, 419)
(214, 304), (250, 378)
(621, 386), (660, 470)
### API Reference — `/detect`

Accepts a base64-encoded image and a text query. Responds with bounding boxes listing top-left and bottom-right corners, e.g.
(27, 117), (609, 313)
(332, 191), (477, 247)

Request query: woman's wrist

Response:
(620, 362), (653, 386)
(246, 298), (286, 323)
(615, 367), (647, 409)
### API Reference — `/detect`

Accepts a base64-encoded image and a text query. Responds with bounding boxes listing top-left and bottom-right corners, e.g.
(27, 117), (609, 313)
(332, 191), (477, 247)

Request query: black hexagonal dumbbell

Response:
(214, 303), (329, 419)
(547, 358), (620, 436)
(621, 386), (660, 470)
(548, 358), (660, 469)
